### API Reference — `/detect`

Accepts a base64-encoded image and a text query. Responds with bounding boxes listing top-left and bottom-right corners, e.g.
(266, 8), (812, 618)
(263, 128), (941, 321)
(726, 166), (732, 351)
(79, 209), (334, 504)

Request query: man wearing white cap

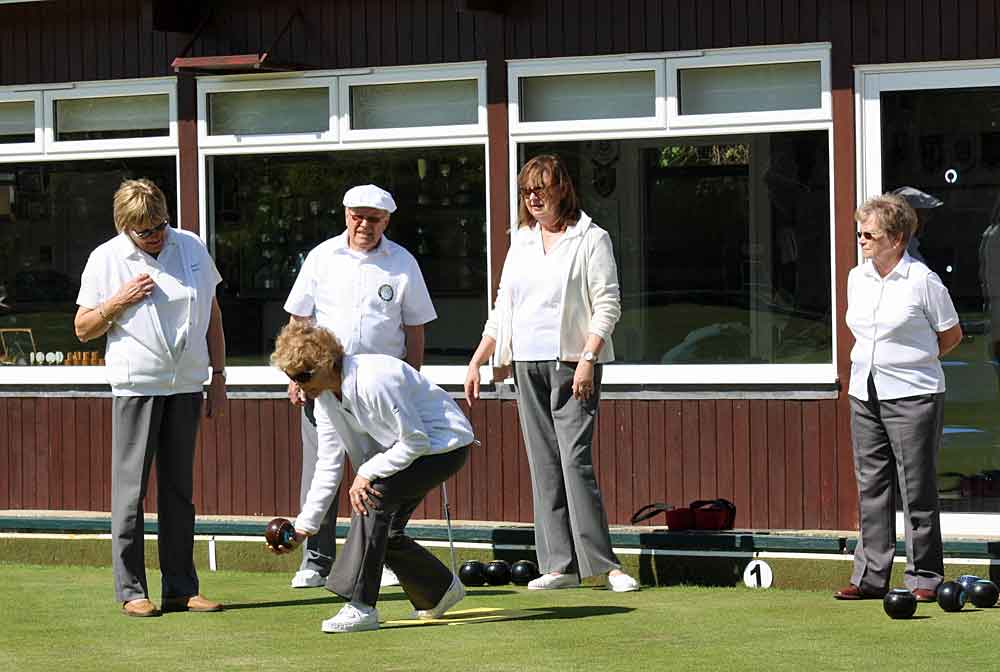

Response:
(282, 184), (437, 589)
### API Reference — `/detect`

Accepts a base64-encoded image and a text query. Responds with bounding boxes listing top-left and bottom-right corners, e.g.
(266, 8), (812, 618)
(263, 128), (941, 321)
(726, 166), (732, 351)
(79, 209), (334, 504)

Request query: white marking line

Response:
(1, 533), (995, 566)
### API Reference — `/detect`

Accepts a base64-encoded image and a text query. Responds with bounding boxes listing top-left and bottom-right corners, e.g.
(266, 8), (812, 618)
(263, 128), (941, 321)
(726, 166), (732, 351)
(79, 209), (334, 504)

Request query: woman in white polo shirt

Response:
(268, 320), (475, 633)
(834, 193), (963, 603)
(464, 154), (638, 593)
(75, 179), (228, 618)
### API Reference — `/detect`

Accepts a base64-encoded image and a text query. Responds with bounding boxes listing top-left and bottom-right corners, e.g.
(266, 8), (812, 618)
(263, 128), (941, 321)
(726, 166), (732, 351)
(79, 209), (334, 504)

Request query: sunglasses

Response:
(856, 230), (885, 241)
(284, 369), (316, 384)
(348, 212), (386, 225)
(519, 186), (550, 199)
(132, 220), (170, 240)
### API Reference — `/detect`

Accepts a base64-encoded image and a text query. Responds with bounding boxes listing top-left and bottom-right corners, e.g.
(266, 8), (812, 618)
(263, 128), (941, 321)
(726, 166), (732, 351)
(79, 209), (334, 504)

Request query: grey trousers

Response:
(327, 444), (470, 609)
(850, 374), (945, 593)
(111, 393), (202, 603)
(299, 401), (339, 575)
(514, 360), (620, 579)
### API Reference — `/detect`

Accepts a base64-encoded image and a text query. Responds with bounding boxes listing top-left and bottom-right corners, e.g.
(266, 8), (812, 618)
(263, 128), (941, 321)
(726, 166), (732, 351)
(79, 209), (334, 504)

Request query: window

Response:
(350, 79), (478, 130)
(678, 61), (821, 115)
(520, 132), (831, 367)
(208, 87), (330, 136)
(519, 71), (656, 123)
(0, 158), (177, 367)
(208, 146), (488, 367)
(0, 101), (35, 144)
(54, 94), (169, 141)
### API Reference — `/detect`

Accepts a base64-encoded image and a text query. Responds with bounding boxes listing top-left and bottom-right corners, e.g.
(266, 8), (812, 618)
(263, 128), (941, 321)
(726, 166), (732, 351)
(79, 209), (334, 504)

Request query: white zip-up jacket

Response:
(484, 211), (621, 367)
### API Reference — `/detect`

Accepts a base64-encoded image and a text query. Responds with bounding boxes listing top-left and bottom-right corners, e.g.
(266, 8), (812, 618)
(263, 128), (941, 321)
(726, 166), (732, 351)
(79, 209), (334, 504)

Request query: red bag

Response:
(630, 499), (736, 531)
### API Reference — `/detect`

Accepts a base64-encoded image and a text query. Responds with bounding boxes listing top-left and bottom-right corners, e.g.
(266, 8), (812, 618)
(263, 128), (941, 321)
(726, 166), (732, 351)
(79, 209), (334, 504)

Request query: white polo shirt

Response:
(77, 228), (222, 397)
(506, 221), (583, 361)
(295, 354), (475, 534)
(284, 233), (436, 358)
(846, 253), (959, 401)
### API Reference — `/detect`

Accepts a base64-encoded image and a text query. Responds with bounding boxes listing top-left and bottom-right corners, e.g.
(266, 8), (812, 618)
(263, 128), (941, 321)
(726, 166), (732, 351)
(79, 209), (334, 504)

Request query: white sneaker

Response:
(527, 572), (580, 590)
(411, 575), (466, 620)
(607, 572), (640, 593)
(321, 602), (380, 633)
(290, 569), (326, 589)
(380, 567), (401, 587)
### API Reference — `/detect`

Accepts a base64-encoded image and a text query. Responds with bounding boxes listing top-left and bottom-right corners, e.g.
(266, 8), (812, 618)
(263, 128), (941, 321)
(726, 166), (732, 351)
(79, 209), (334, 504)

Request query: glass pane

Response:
(521, 131), (832, 364)
(881, 87), (1000, 514)
(679, 62), (821, 115)
(520, 71), (655, 122)
(0, 157), (177, 365)
(55, 94), (169, 141)
(350, 80), (478, 130)
(0, 101), (34, 144)
(209, 88), (330, 136)
(209, 146), (488, 365)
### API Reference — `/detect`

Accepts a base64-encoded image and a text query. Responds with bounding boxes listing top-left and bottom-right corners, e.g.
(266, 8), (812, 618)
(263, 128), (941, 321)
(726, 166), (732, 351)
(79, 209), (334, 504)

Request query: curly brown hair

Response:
(854, 193), (917, 245)
(271, 321), (344, 378)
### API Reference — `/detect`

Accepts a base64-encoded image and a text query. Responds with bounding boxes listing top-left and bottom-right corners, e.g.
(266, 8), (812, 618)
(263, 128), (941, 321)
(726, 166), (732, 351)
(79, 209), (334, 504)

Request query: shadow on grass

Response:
(223, 589), (518, 611)
(385, 605), (634, 629)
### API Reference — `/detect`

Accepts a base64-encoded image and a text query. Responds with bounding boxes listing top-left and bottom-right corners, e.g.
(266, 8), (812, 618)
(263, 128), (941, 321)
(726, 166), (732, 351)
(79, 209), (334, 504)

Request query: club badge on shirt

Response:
(378, 284), (394, 302)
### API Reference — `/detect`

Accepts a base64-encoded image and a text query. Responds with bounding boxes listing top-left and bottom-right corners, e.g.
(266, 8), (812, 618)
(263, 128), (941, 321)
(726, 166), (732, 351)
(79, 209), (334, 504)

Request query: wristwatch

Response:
(581, 351), (597, 363)
(212, 369), (227, 380)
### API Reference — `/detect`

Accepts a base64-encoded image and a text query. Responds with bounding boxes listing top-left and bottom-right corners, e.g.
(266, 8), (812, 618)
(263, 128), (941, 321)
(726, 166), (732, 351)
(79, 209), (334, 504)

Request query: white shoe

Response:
(321, 602), (380, 633)
(380, 567), (401, 587)
(607, 572), (640, 593)
(290, 569), (326, 589)
(527, 573), (580, 590)
(411, 575), (465, 620)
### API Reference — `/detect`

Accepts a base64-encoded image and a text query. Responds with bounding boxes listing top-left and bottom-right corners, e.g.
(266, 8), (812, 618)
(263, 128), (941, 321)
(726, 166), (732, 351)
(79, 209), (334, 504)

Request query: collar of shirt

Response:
(111, 227), (176, 262)
(861, 252), (912, 281)
(329, 231), (393, 260)
(516, 215), (588, 248)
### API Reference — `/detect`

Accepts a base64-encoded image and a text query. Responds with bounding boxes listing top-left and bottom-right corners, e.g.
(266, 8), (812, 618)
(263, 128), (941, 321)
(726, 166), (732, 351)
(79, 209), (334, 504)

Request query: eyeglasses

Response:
(348, 212), (386, 225)
(856, 230), (885, 241)
(519, 186), (550, 199)
(284, 369), (316, 384)
(132, 220), (169, 240)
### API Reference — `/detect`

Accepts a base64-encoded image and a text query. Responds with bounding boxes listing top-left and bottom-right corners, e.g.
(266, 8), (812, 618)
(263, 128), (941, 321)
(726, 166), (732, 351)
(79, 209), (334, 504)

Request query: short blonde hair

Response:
(271, 321), (345, 377)
(854, 193), (916, 245)
(113, 179), (170, 234)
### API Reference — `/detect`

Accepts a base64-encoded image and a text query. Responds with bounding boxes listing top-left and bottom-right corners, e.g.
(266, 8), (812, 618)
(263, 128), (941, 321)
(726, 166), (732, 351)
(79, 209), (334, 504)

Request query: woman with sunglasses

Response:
(464, 155), (638, 593)
(835, 193), (963, 603)
(74, 179), (228, 618)
(268, 320), (475, 633)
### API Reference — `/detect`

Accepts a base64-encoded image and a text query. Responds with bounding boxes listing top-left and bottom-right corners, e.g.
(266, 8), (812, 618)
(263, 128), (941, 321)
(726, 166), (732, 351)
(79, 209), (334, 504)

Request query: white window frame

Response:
(198, 75), (338, 148)
(667, 44), (831, 130)
(339, 63), (487, 142)
(197, 64), (491, 387)
(506, 45), (837, 386)
(0, 90), (44, 156)
(508, 56), (667, 135)
(43, 80), (178, 154)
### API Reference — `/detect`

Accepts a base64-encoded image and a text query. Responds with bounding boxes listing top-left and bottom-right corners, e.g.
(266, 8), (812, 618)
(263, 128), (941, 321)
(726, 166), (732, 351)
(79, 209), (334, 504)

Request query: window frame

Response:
(197, 64), (492, 387)
(666, 44), (832, 129)
(0, 90), (44, 156)
(339, 63), (488, 142)
(43, 80), (178, 154)
(506, 44), (837, 386)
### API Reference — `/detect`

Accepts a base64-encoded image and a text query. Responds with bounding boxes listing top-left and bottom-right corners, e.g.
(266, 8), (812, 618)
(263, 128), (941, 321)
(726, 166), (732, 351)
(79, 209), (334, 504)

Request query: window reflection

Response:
(522, 131), (832, 365)
(209, 146), (488, 365)
(0, 158), (177, 365)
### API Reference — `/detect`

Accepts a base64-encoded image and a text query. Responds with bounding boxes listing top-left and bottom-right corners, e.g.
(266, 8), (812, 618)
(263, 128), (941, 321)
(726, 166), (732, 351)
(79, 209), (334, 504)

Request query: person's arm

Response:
(464, 335), (497, 406)
(572, 334), (606, 401)
(74, 273), (155, 342)
(403, 324), (425, 371)
(205, 297), (228, 418)
(937, 323), (963, 357)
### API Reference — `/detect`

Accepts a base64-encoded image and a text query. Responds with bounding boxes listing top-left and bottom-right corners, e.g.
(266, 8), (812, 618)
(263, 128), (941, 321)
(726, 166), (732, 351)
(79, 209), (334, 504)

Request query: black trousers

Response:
(327, 444), (470, 609)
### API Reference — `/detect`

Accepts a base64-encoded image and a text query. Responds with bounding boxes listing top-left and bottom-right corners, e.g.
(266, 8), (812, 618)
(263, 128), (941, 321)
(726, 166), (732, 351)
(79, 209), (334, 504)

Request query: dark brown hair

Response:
(516, 154), (581, 229)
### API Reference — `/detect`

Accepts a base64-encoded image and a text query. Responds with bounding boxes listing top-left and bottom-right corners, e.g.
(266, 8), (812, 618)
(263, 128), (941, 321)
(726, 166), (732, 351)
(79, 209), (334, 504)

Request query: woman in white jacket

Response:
(464, 154), (638, 593)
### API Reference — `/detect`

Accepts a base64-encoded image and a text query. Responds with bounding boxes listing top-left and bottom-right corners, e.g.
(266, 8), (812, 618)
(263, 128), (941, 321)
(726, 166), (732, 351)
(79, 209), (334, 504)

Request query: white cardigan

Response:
(483, 211), (621, 367)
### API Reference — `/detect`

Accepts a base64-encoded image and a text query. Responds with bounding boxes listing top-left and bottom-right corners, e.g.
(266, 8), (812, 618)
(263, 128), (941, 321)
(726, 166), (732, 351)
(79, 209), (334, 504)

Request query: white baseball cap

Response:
(342, 184), (397, 213)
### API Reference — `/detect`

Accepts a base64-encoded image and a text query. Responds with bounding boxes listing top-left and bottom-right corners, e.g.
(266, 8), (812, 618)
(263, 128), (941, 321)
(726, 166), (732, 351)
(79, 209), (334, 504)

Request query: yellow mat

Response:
(383, 607), (536, 627)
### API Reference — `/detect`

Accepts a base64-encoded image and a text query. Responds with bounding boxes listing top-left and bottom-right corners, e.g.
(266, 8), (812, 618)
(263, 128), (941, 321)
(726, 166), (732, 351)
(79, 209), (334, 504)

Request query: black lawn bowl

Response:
(484, 560), (512, 586)
(956, 574), (982, 593)
(264, 517), (295, 550)
(937, 581), (967, 612)
(458, 560), (487, 587)
(510, 559), (541, 586)
(883, 588), (918, 620)
(969, 580), (1000, 608)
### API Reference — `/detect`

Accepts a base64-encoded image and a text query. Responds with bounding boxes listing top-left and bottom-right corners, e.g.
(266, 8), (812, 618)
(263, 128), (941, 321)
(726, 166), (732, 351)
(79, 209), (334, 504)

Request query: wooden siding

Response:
(0, 396), (843, 529)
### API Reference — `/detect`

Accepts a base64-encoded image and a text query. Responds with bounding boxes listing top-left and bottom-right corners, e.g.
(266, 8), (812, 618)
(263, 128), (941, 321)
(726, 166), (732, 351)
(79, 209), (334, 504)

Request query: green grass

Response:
(2, 563), (999, 672)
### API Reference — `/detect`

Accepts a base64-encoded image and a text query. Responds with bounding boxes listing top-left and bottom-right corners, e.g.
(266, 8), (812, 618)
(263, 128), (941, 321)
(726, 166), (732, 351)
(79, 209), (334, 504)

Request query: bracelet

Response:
(212, 369), (226, 379)
(96, 304), (114, 327)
